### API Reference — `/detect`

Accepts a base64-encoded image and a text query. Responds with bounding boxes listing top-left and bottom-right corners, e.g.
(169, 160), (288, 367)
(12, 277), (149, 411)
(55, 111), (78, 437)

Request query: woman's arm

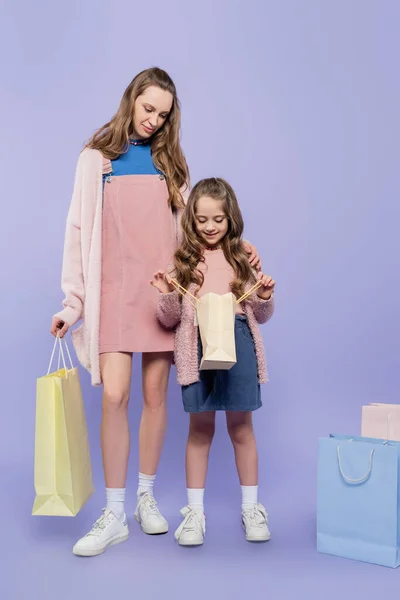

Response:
(53, 152), (87, 327)
(242, 240), (262, 271)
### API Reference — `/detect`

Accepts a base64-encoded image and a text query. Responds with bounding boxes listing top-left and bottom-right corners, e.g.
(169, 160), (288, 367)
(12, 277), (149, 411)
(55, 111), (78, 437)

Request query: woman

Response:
(51, 67), (261, 557)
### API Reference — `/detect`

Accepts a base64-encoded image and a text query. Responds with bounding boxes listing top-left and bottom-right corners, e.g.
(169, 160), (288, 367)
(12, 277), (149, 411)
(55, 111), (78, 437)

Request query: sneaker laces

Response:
(243, 504), (268, 528)
(138, 493), (161, 517)
(86, 509), (114, 538)
(176, 507), (204, 539)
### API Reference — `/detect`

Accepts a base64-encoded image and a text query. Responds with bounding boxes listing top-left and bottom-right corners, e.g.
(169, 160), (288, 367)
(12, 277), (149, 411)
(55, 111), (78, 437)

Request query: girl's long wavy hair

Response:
(173, 178), (257, 299)
(86, 67), (189, 210)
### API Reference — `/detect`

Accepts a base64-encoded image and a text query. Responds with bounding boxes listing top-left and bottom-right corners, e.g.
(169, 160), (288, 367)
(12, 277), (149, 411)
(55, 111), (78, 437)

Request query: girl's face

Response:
(195, 196), (229, 247)
(133, 85), (173, 139)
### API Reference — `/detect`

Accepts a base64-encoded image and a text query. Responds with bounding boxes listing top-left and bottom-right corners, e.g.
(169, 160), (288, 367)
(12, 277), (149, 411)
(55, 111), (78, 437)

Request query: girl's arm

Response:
(244, 272), (275, 324)
(246, 293), (275, 324)
(151, 270), (182, 329)
(157, 291), (182, 329)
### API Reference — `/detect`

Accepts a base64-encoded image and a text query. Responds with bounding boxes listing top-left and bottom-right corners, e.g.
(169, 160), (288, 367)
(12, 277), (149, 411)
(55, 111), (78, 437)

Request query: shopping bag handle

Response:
(170, 278), (263, 306)
(236, 280), (263, 304)
(170, 279), (199, 308)
(47, 334), (74, 375)
(337, 445), (375, 485)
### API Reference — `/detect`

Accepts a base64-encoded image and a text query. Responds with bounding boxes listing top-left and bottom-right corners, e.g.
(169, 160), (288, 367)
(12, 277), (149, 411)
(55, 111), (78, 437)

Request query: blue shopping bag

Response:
(317, 434), (400, 568)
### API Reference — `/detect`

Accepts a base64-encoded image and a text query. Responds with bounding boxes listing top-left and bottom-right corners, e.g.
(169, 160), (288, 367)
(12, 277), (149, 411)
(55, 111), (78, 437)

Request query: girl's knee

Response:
(227, 419), (254, 446)
(189, 415), (215, 445)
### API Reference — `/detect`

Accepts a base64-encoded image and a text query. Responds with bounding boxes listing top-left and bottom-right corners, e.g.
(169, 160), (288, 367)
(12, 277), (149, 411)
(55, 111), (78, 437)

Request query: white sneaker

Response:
(174, 506), (206, 546)
(134, 492), (168, 534)
(242, 503), (271, 542)
(72, 509), (129, 557)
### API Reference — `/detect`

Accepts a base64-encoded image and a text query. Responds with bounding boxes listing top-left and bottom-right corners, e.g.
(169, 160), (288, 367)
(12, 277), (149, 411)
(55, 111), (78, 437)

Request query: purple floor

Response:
(4, 466), (400, 600)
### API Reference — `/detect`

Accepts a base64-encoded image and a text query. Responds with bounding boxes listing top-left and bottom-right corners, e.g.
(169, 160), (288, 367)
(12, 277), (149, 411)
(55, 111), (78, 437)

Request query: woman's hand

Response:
(243, 241), (262, 270)
(150, 270), (175, 294)
(50, 317), (69, 338)
(256, 272), (275, 300)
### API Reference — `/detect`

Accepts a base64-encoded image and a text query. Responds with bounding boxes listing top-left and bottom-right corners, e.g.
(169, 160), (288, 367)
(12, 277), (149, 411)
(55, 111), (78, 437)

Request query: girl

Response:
(151, 177), (275, 546)
(50, 69), (261, 556)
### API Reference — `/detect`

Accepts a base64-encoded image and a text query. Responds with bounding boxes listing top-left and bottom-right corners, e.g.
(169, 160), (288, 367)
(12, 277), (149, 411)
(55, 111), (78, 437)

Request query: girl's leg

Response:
(186, 411), (216, 491)
(226, 411), (258, 487)
(226, 411), (270, 542)
(134, 351), (172, 535)
(72, 352), (132, 557)
(175, 411), (215, 547)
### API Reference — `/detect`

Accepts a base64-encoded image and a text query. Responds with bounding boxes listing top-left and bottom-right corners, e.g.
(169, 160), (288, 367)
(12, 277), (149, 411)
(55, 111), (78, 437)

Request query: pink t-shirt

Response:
(197, 248), (244, 314)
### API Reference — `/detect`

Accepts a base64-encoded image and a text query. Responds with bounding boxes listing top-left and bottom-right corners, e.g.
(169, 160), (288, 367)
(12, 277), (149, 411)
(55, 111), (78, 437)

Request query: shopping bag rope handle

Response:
(170, 278), (263, 306)
(337, 446), (375, 485)
(170, 279), (199, 308)
(47, 334), (74, 376)
(236, 280), (263, 304)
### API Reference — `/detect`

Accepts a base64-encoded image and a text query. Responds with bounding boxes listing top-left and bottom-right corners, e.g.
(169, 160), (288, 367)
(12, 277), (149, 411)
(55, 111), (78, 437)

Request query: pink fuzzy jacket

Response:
(157, 285), (274, 386)
(54, 148), (185, 386)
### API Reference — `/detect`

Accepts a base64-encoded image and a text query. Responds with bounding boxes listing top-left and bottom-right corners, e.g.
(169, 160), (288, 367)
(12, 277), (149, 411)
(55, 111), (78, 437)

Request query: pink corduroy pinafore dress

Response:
(99, 145), (176, 354)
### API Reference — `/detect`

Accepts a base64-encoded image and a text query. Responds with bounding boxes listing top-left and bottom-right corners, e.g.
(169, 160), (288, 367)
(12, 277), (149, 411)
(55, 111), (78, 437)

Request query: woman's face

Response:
(194, 196), (229, 247)
(133, 85), (173, 139)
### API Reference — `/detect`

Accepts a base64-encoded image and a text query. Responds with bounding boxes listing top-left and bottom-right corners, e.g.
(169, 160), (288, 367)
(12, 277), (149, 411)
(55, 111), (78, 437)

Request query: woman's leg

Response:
(134, 351), (172, 535)
(100, 352), (133, 488)
(72, 352), (132, 557)
(139, 351), (173, 476)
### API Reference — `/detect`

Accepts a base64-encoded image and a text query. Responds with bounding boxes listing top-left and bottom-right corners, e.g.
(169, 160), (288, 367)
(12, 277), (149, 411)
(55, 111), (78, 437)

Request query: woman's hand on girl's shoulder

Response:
(256, 272), (275, 300)
(242, 241), (262, 270)
(150, 271), (175, 294)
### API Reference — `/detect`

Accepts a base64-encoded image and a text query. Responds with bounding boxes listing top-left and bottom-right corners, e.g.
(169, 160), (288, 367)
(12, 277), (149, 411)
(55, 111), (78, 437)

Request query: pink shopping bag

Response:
(361, 404), (400, 442)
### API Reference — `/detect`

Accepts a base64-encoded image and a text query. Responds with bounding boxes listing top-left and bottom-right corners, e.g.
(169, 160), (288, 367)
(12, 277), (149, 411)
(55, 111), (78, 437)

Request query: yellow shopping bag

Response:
(171, 279), (262, 371)
(32, 336), (94, 517)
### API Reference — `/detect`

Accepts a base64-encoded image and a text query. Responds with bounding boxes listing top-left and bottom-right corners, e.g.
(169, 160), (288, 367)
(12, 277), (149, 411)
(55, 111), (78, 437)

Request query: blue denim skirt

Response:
(181, 315), (262, 413)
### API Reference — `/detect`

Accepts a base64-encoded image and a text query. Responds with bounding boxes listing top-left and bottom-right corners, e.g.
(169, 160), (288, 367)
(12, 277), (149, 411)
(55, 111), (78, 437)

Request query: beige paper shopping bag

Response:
(196, 292), (237, 370)
(171, 279), (262, 371)
(32, 337), (94, 517)
(361, 404), (400, 442)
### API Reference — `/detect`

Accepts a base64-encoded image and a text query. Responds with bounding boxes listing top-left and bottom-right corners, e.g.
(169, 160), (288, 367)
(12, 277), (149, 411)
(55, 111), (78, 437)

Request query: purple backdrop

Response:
(1, 0), (400, 597)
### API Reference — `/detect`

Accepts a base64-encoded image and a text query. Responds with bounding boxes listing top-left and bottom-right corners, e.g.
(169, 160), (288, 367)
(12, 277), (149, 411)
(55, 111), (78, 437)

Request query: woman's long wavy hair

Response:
(86, 67), (189, 210)
(173, 178), (256, 299)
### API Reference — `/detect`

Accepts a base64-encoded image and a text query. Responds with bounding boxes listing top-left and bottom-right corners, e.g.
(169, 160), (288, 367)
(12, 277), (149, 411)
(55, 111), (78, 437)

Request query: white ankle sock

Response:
(241, 485), (258, 511)
(106, 487), (126, 520)
(137, 472), (156, 497)
(187, 488), (205, 514)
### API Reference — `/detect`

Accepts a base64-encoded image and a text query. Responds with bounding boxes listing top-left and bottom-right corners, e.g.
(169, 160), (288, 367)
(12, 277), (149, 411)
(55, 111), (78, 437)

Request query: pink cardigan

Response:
(157, 285), (274, 386)
(54, 148), (185, 386)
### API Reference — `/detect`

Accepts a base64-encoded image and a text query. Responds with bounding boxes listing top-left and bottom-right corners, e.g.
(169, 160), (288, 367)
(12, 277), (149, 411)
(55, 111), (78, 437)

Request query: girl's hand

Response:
(150, 270), (175, 294)
(243, 241), (262, 270)
(256, 272), (275, 300)
(50, 317), (69, 338)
